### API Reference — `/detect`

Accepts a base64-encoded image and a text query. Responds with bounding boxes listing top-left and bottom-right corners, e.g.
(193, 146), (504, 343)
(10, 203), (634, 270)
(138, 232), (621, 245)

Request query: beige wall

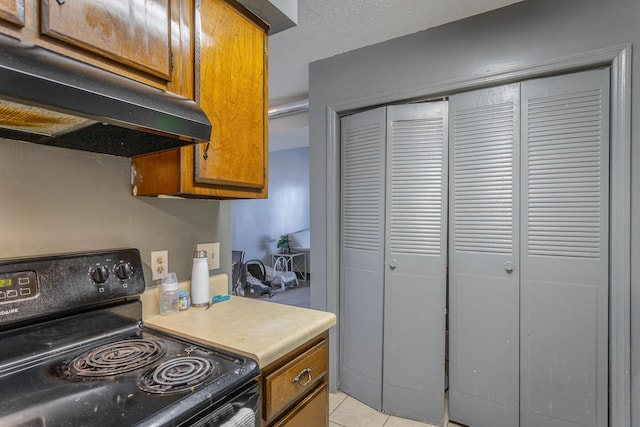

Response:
(0, 138), (232, 286)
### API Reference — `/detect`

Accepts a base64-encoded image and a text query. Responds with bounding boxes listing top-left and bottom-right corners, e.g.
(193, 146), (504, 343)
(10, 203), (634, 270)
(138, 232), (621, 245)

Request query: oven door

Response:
(185, 380), (260, 427)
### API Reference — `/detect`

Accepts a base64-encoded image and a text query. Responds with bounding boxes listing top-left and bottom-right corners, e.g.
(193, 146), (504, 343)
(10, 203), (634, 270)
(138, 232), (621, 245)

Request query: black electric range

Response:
(0, 249), (259, 427)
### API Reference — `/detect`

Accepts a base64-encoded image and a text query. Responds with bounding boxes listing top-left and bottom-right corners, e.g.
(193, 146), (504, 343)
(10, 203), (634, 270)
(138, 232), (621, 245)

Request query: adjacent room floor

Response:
(256, 279), (311, 308)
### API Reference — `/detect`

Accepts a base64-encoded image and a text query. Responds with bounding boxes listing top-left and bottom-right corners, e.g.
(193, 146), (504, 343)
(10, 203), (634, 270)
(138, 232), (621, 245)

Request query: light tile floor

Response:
(330, 392), (465, 427)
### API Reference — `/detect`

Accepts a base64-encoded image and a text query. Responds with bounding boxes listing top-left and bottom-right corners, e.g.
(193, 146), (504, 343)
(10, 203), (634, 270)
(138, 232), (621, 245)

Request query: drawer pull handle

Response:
(292, 367), (312, 386)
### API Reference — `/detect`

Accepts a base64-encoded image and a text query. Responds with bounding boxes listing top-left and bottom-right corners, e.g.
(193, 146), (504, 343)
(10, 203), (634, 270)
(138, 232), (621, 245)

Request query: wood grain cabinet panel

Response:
(0, 0), (24, 26)
(41, 0), (171, 79)
(0, 0), (190, 92)
(131, 0), (269, 199)
(195, 0), (267, 190)
(131, 143), (269, 199)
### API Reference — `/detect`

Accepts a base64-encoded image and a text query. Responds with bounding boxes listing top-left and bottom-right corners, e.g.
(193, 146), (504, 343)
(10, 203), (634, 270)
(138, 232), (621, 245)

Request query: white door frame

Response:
(325, 44), (631, 427)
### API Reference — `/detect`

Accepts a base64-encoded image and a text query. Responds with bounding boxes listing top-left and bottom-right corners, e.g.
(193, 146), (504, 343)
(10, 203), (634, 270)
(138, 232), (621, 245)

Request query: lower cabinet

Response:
(261, 332), (329, 426)
(273, 383), (328, 427)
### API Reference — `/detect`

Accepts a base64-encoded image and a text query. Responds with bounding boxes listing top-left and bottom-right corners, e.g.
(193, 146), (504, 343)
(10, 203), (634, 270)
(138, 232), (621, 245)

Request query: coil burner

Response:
(0, 249), (260, 426)
(138, 356), (220, 394)
(69, 339), (166, 377)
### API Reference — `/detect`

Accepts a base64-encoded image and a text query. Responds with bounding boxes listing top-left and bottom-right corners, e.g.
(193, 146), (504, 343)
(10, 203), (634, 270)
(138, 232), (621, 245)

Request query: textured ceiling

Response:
(268, 0), (523, 105)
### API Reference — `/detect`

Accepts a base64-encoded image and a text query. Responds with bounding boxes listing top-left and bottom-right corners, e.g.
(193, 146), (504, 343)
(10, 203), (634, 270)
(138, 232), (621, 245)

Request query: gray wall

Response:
(231, 147), (309, 265)
(0, 138), (232, 286)
(308, 0), (639, 418)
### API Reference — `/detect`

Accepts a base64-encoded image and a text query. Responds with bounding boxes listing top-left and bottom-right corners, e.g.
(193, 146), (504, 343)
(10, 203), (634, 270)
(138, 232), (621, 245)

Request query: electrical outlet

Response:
(197, 242), (220, 270)
(151, 250), (169, 280)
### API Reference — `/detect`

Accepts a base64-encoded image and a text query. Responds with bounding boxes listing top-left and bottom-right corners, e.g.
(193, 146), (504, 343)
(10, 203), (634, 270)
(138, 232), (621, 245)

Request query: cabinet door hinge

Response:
(170, 52), (175, 74)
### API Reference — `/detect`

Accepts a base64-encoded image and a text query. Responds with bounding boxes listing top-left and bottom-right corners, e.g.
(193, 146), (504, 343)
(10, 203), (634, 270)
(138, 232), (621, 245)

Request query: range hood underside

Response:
(0, 122), (197, 157)
(0, 34), (212, 157)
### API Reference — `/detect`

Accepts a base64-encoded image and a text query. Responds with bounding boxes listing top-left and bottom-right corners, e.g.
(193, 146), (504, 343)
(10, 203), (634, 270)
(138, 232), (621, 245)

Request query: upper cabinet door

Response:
(194, 0), (267, 190)
(130, 0), (268, 199)
(0, 0), (24, 26)
(41, 0), (171, 80)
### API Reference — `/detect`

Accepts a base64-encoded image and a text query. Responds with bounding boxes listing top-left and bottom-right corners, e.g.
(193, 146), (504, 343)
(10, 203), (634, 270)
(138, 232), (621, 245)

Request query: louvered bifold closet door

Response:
(520, 69), (609, 427)
(340, 107), (386, 411)
(449, 84), (520, 427)
(383, 102), (448, 425)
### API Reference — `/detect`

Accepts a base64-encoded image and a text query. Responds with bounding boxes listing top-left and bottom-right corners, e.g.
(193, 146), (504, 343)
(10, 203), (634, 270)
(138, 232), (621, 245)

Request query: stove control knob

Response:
(115, 262), (133, 280)
(91, 266), (110, 284)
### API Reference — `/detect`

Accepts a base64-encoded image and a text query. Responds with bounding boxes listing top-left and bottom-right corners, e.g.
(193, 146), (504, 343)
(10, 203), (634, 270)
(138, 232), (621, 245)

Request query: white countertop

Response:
(142, 277), (336, 368)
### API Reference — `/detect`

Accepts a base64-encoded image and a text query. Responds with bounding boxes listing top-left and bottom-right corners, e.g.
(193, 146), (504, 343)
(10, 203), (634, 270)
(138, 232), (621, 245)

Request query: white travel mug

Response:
(190, 250), (210, 307)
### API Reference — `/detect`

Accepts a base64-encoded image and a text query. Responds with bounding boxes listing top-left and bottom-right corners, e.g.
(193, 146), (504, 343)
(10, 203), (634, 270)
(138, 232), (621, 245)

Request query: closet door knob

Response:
(389, 259), (398, 269)
(504, 261), (514, 273)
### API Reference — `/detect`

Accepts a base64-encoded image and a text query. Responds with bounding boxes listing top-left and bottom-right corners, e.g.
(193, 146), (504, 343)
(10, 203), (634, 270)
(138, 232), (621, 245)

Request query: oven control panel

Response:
(0, 248), (145, 326)
(0, 270), (38, 303)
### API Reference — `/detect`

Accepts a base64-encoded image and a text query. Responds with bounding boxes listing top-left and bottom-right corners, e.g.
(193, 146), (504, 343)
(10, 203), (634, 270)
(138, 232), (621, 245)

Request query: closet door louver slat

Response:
(343, 123), (385, 251)
(389, 118), (445, 256)
(453, 103), (515, 255)
(526, 89), (603, 259)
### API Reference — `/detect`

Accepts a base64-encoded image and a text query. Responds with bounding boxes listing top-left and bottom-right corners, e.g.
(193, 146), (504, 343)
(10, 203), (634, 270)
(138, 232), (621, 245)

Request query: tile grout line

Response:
(329, 393), (348, 416)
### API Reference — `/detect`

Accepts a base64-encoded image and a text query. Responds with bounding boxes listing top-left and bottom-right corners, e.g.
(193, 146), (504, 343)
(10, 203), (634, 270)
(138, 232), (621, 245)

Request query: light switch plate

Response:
(197, 242), (220, 270)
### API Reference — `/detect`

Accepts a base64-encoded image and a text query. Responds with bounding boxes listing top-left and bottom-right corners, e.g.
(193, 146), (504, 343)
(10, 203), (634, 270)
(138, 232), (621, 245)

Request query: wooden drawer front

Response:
(265, 340), (327, 419)
(273, 383), (328, 427)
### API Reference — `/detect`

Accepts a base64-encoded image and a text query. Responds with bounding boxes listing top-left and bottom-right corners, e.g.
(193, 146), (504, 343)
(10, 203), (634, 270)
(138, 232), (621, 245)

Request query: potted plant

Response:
(276, 234), (290, 254)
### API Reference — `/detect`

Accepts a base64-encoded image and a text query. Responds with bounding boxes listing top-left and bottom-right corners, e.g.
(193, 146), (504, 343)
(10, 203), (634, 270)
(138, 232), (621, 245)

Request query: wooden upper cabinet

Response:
(0, 0), (191, 92)
(131, 0), (269, 199)
(41, 0), (171, 80)
(194, 0), (267, 190)
(0, 0), (25, 26)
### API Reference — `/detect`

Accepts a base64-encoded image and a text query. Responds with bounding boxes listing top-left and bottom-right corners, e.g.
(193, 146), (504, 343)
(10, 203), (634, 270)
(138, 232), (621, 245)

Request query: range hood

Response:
(0, 34), (212, 157)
